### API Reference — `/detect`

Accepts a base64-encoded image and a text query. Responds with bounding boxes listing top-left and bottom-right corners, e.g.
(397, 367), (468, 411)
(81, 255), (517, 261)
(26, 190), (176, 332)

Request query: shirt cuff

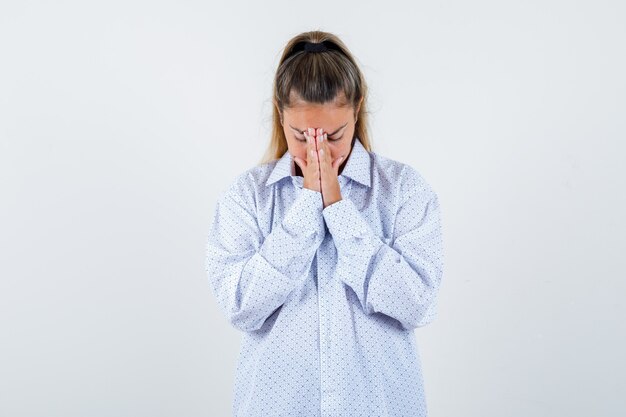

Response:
(282, 187), (325, 238)
(322, 198), (383, 254)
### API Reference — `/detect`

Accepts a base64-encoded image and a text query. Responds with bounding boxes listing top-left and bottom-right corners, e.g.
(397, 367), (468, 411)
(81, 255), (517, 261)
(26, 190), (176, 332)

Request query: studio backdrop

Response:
(1, 1), (624, 416)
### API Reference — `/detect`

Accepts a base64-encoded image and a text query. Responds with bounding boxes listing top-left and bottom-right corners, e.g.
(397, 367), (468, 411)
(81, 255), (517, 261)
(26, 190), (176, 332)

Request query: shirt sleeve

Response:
(322, 175), (444, 331)
(205, 177), (326, 332)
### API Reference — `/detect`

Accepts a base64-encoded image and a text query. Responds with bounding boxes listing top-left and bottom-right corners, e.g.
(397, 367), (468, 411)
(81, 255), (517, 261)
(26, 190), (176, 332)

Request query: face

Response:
(278, 94), (362, 176)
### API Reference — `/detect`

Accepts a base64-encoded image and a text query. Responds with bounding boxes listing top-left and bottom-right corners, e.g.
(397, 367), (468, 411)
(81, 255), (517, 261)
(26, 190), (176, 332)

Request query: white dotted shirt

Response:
(205, 137), (444, 416)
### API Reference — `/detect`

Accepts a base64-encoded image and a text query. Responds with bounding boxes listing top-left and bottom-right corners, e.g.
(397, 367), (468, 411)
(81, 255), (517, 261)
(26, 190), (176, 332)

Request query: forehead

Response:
(283, 102), (352, 128)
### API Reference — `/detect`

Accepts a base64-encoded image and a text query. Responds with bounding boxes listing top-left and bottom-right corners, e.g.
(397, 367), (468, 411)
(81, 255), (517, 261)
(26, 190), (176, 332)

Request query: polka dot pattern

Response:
(205, 138), (444, 416)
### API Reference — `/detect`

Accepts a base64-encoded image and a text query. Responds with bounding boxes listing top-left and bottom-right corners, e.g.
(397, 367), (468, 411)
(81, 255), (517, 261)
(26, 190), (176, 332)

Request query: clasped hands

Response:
(293, 127), (346, 209)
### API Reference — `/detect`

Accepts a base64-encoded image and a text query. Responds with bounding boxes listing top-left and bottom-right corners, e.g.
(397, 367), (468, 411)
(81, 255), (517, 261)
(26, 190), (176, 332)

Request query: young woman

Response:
(205, 30), (444, 417)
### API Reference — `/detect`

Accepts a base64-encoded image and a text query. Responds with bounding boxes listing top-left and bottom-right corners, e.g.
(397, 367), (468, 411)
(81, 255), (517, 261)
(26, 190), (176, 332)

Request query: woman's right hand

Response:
(293, 129), (322, 193)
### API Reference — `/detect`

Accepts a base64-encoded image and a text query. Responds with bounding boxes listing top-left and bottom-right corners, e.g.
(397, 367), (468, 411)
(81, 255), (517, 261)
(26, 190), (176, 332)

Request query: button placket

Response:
(319, 177), (354, 415)
(317, 233), (338, 417)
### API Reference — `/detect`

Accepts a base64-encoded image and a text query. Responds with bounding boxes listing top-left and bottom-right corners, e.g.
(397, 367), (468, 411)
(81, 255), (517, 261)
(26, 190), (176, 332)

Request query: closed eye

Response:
(290, 122), (348, 142)
(295, 135), (342, 142)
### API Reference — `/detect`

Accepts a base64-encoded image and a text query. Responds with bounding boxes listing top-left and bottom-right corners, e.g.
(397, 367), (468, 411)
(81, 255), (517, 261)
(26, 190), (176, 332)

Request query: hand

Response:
(304, 127), (346, 209)
(292, 128), (321, 193)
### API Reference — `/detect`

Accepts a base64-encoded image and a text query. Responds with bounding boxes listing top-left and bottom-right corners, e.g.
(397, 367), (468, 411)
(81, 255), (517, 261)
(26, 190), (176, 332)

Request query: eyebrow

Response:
(289, 122), (348, 136)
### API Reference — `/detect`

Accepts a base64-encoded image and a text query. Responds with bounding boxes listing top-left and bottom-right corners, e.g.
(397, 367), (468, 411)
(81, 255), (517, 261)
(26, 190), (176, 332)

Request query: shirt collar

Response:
(265, 137), (372, 188)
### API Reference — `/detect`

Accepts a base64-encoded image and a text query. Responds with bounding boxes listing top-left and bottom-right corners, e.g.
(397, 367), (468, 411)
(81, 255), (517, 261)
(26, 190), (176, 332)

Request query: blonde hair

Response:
(259, 30), (372, 165)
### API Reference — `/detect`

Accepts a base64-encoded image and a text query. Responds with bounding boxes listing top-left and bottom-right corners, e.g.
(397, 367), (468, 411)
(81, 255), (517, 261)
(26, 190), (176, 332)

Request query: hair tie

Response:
(304, 41), (328, 53)
(285, 40), (338, 61)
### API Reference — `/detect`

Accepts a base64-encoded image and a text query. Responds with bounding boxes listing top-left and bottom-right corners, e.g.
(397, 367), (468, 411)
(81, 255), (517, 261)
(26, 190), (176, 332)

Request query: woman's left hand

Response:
(305, 127), (346, 209)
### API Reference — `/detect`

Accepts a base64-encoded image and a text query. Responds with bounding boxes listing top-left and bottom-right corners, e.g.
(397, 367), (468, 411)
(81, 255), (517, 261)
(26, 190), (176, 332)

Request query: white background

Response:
(1, 1), (624, 416)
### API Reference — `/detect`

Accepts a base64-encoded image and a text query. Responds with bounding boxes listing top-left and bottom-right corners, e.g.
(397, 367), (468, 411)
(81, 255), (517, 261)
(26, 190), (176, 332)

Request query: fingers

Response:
(293, 155), (305, 172)
(304, 130), (318, 167)
(315, 132), (345, 176)
(306, 128), (318, 152)
(293, 132), (314, 171)
(303, 126), (346, 177)
(315, 131), (331, 170)
(332, 153), (345, 173)
(302, 129), (321, 192)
